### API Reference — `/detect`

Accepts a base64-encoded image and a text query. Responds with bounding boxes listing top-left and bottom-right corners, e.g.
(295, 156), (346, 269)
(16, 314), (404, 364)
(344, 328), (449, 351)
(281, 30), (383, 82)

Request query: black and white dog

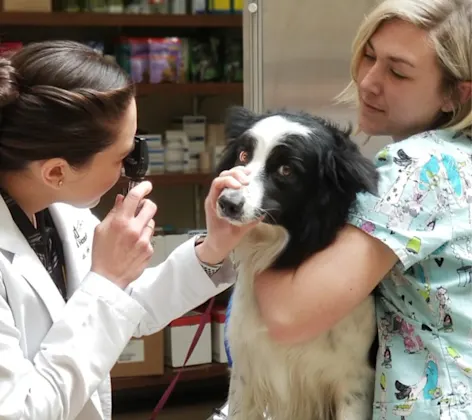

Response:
(215, 106), (379, 420)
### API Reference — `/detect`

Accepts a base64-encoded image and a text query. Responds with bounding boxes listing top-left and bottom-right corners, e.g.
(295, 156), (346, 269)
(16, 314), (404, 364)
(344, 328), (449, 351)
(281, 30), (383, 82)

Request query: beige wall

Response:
(249, 0), (389, 159)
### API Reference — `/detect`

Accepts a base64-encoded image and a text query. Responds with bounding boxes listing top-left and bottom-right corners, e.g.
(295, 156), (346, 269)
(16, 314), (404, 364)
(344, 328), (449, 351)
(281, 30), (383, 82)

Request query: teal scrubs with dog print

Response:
(348, 129), (472, 420)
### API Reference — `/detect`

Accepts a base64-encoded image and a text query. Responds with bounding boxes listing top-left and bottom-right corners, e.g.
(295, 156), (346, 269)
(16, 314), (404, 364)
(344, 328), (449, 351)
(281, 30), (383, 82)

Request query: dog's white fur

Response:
(220, 115), (377, 420)
(227, 225), (376, 420)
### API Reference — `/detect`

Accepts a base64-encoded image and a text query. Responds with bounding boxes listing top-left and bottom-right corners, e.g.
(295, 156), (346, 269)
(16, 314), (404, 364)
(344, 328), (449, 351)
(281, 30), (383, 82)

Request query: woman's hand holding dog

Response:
(196, 166), (260, 265)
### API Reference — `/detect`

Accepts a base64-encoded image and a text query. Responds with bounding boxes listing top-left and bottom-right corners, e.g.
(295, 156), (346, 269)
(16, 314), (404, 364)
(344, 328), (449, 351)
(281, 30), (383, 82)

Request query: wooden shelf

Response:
(136, 82), (242, 97)
(0, 12), (242, 28)
(111, 362), (228, 391)
(120, 172), (214, 187)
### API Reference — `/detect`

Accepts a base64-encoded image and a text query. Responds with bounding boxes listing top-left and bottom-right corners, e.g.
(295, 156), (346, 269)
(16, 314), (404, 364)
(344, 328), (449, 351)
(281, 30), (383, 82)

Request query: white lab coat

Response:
(0, 196), (235, 420)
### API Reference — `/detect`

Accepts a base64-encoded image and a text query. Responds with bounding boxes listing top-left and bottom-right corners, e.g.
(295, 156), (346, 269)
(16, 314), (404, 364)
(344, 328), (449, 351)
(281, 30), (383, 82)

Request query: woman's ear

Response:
(38, 158), (67, 189)
(458, 81), (472, 105)
(442, 81), (472, 112)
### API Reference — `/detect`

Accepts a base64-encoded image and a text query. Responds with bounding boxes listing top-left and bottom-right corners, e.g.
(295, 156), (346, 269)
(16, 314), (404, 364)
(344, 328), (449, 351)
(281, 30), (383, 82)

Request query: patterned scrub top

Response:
(348, 129), (472, 420)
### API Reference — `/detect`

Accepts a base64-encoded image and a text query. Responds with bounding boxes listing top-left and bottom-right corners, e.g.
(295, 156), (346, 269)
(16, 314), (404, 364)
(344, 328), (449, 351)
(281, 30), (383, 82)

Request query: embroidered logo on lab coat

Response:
(72, 220), (88, 249)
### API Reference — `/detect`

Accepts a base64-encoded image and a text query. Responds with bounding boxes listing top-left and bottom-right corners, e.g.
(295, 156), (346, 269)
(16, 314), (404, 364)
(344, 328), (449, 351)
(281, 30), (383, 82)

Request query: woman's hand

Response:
(91, 181), (157, 289)
(196, 166), (261, 265)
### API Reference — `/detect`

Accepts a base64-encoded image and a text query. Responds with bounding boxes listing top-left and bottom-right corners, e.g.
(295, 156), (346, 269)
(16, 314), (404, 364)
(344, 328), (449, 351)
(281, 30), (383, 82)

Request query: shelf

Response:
(136, 82), (242, 97)
(120, 172), (214, 187)
(0, 12), (242, 28)
(111, 362), (228, 391)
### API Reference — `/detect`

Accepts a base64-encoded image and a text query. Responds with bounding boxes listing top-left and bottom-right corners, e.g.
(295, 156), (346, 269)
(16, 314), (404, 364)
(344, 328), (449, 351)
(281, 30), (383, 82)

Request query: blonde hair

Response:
(337, 0), (472, 136)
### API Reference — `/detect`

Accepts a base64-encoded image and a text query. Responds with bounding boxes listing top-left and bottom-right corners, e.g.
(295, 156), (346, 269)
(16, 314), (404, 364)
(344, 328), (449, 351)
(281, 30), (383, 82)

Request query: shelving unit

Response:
(136, 82), (242, 97)
(0, 11), (242, 27)
(120, 171), (214, 186)
(112, 363), (228, 391)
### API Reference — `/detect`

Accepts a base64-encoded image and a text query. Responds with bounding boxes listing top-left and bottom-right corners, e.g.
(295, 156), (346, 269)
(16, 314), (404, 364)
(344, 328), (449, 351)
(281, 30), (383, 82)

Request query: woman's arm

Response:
(254, 224), (398, 344)
(125, 236), (236, 337)
(0, 269), (146, 420)
(106, 166), (255, 337)
(254, 133), (458, 346)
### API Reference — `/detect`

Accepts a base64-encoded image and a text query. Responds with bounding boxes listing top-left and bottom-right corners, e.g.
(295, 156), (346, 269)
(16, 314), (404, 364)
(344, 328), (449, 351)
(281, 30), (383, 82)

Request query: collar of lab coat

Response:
(0, 196), (94, 321)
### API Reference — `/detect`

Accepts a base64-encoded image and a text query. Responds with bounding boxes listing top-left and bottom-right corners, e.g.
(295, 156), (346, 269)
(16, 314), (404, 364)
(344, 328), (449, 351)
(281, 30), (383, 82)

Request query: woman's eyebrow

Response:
(366, 40), (416, 68)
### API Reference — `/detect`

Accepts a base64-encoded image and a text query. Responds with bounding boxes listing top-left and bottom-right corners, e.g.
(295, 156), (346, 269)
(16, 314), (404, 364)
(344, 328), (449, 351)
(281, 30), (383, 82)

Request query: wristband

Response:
(194, 234), (224, 277)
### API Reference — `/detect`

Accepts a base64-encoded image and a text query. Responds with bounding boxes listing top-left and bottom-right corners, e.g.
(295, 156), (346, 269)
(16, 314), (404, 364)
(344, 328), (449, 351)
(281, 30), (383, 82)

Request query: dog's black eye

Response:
(277, 165), (292, 177)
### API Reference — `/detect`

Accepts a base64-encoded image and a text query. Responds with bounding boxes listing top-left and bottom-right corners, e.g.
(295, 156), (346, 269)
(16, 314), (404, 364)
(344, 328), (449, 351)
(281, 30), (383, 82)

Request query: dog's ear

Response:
(215, 106), (257, 175)
(334, 151), (379, 196)
(325, 126), (379, 196)
(215, 139), (240, 175)
(224, 105), (257, 141)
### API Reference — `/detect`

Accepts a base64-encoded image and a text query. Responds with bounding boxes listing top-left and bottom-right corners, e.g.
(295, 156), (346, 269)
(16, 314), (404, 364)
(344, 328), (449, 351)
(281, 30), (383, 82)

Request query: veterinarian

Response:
(0, 41), (253, 420)
(219, 0), (471, 418)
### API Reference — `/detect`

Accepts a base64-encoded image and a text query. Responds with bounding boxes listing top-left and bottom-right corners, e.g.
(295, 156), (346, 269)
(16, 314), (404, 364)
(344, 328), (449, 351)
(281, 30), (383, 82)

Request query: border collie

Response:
(215, 106), (379, 420)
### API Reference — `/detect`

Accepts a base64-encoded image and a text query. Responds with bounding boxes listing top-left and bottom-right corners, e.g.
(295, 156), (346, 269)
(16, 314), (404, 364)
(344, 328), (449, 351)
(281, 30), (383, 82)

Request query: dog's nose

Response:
(218, 192), (245, 219)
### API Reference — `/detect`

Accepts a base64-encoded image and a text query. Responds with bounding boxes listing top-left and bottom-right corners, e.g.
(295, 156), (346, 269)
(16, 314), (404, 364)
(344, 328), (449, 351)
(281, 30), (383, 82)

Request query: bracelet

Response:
(194, 234), (224, 277)
(200, 260), (224, 277)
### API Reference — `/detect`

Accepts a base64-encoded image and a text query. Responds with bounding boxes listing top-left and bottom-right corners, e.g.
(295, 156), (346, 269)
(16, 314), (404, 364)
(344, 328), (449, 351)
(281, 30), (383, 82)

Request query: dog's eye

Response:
(277, 165), (292, 176)
(239, 150), (249, 163)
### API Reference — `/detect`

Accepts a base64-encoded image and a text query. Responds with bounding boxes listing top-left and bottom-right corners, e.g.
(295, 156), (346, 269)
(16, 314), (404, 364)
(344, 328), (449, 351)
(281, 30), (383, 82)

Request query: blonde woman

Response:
(216, 0), (472, 418)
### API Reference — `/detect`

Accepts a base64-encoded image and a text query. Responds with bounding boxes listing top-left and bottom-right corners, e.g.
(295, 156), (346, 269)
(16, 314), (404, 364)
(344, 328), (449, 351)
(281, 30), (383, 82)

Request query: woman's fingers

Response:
(206, 166), (251, 212)
(134, 198), (158, 230)
(218, 166), (251, 184)
(121, 181), (153, 218)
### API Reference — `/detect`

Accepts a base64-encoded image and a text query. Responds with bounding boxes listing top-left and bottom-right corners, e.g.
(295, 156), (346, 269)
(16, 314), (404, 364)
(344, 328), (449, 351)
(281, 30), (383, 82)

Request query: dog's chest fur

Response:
(227, 224), (376, 419)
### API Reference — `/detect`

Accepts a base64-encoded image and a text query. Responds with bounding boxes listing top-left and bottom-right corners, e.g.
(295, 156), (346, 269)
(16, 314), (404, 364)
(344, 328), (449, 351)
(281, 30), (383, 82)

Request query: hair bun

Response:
(0, 57), (20, 109)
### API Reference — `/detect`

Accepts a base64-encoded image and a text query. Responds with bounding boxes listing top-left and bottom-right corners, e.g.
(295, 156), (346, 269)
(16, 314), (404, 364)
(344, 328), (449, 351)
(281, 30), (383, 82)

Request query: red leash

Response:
(148, 297), (216, 419)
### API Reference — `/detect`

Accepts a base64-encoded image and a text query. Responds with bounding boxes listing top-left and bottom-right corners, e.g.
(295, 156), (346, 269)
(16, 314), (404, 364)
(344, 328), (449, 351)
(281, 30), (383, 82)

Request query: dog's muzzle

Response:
(217, 189), (246, 221)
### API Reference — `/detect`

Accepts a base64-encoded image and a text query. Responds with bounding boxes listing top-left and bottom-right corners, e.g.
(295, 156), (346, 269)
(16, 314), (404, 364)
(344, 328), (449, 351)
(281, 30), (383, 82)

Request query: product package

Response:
(188, 37), (223, 82)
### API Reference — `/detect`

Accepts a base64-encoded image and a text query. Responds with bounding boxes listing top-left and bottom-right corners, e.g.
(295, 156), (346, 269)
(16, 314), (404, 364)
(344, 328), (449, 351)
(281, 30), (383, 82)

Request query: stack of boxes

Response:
(173, 115), (206, 172)
(141, 134), (165, 174)
(140, 115), (226, 174)
(164, 305), (228, 367)
(112, 230), (230, 377)
(164, 130), (190, 172)
(154, 230), (229, 368)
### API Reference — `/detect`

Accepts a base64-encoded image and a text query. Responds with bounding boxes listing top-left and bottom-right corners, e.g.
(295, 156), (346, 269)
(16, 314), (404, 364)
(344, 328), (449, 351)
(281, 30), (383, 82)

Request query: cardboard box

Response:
(111, 332), (164, 378)
(2, 0), (51, 11)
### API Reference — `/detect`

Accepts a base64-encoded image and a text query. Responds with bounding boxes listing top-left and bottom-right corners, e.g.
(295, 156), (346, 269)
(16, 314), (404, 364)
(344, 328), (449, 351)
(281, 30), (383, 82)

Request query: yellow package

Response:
(209, 0), (231, 12)
(233, 0), (243, 12)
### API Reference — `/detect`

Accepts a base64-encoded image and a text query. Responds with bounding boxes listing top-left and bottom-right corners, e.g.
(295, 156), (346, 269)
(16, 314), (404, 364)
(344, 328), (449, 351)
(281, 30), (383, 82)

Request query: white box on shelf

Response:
(165, 310), (212, 367)
(149, 150), (165, 162)
(142, 134), (165, 174)
(188, 137), (206, 155)
(182, 115), (206, 138)
(141, 133), (163, 145)
(188, 157), (200, 172)
(170, 0), (186, 14)
(164, 130), (190, 172)
(146, 162), (165, 174)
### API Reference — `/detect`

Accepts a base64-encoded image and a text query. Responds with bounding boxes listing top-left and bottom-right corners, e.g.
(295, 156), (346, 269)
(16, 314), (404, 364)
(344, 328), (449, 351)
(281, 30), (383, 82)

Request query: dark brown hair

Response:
(0, 40), (135, 171)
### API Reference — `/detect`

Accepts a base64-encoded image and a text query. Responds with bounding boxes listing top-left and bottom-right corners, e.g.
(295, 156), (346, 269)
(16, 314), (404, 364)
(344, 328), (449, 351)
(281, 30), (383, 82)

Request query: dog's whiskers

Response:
(255, 208), (277, 224)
